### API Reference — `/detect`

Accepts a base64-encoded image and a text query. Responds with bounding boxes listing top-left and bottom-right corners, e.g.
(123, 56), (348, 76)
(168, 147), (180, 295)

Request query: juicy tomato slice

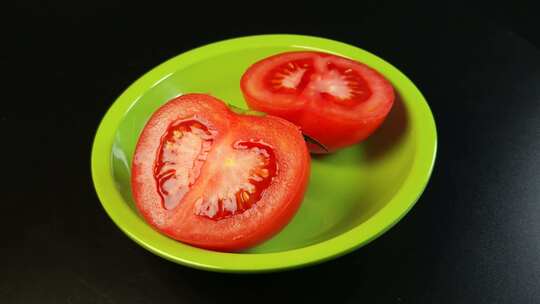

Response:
(131, 94), (310, 251)
(240, 51), (395, 152)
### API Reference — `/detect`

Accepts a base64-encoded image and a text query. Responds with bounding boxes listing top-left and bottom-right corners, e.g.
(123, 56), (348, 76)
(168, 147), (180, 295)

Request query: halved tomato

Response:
(131, 94), (310, 251)
(240, 51), (395, 153)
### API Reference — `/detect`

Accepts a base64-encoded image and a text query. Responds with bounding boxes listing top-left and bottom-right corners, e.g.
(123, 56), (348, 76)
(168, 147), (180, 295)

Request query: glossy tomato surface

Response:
(131, 94), (310, 252)
(241, 51), (395, 152)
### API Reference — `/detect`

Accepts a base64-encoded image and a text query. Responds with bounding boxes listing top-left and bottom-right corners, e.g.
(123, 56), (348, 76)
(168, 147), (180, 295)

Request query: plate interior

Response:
(111, 46), (414, 253)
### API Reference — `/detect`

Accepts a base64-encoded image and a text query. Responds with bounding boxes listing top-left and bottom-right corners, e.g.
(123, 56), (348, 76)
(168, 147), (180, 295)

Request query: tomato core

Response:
(153, 118), (278, 220)
(314, 62), (372, 104)
(194, 141), (277, 220)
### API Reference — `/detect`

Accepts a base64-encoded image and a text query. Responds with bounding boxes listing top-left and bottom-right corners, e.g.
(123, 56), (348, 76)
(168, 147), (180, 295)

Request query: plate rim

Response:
(91, 34), (437, 273)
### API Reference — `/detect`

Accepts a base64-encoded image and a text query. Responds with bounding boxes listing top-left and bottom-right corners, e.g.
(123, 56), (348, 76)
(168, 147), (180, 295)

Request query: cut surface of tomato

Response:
(131, 94), (310, 251)
(241, 51), (395, 152)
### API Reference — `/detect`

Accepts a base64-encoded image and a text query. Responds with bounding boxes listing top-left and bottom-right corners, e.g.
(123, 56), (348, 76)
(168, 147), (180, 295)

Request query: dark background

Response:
(3, 1), (540, 303)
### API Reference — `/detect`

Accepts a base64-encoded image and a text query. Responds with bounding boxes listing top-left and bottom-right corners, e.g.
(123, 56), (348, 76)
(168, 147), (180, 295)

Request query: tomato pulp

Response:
(241, 51), (395, 152)
(131, 94), (310, 251)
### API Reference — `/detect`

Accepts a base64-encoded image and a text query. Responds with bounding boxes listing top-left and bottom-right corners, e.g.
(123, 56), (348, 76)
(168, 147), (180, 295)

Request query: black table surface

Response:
(3, 2), (540, 303)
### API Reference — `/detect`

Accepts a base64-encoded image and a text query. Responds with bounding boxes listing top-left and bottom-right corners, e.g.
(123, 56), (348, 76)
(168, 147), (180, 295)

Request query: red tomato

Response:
(131, 94), (310, 251)
(240, 51), (395, 153)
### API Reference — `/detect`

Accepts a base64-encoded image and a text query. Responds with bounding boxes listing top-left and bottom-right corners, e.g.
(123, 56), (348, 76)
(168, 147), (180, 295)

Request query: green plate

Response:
(91, 34), (437, 272)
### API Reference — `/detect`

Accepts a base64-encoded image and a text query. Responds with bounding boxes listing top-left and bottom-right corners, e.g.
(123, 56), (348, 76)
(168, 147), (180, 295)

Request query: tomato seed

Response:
(259, 168), (269, 178)
(241, 191), (250, 204)
(173, 130), (183, 139)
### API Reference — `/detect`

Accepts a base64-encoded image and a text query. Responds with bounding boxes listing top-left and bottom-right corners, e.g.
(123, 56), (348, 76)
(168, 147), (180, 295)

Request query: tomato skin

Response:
(295, 101), (391, 151)
(131, 94), (310, 252)
(240, 51), (395, 153)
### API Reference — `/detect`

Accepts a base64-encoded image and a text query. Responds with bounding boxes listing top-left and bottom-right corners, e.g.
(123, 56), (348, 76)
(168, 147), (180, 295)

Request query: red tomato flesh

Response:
(131, 94), (310, 251)
(241, 51), (395, 152)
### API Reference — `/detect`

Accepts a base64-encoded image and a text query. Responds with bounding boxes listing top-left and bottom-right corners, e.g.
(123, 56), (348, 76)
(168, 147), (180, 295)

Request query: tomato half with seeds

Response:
(131, 94), (310, 252)
(240, 51), (395, 153)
